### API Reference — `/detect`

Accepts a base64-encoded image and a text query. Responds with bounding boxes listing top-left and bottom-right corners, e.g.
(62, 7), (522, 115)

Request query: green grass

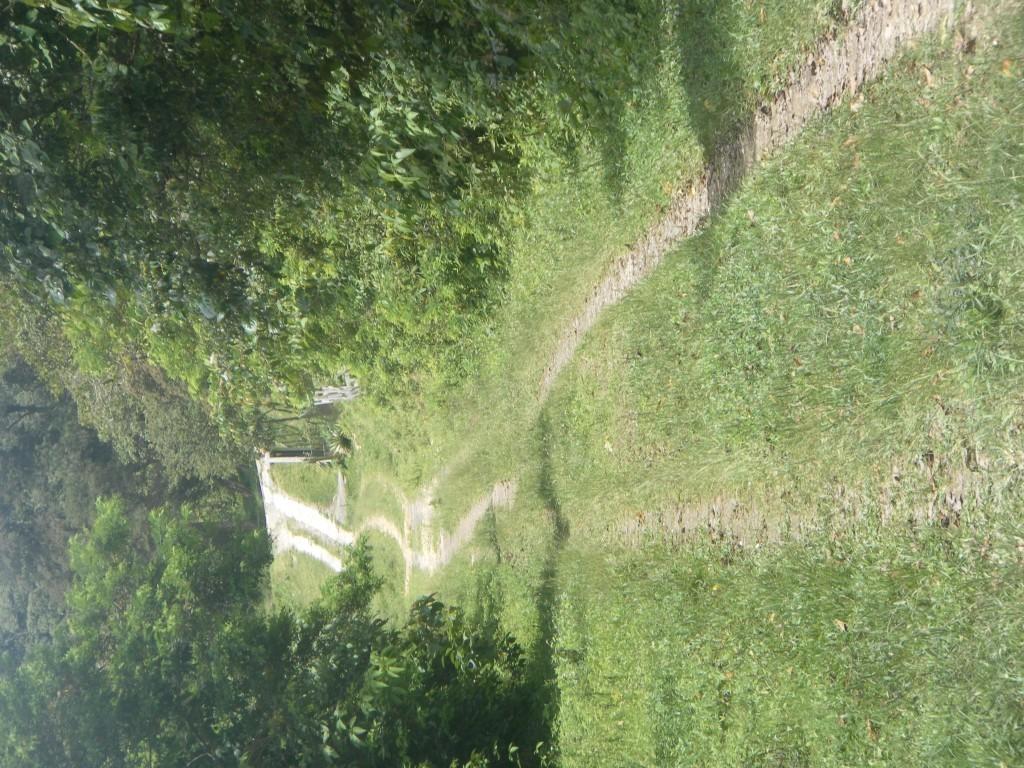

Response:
(280, 0), (851, 607)
(554, 516), (1024, 767)
(267, 4), (1024, 765)
(265, 550), (336, 610)
(417, 460), (564, 650)
(339, 0), (845, 527)
(360, 528), (408, 623)
(545, 9), (1024, 540)
(270, 462), (340, 509)
(538, 11), (1024, 764)
(344, 464), (407, 532)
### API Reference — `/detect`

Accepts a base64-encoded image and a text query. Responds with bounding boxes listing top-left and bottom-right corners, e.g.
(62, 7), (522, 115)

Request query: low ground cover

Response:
(269, 462), (339, 509)
(340, 0), (844, 521)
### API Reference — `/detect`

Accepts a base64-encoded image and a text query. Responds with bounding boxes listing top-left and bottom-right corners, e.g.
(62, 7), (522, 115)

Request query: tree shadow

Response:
(522, 411), (571, 761)
(557, 0), (749, 199)
(461, 419), (568, 764)
(671, 0), (750, 158)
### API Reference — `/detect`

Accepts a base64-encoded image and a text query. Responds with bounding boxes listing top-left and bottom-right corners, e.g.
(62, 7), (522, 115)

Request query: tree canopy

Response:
(0, 500), (536, 767)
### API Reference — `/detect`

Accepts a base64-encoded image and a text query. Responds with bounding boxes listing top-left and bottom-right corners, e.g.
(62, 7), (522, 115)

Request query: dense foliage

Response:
(2, 0), (659, 424)
(0, 352), (244, 659)
(0, 502), (535, 767)
(0, 358), (118, 653)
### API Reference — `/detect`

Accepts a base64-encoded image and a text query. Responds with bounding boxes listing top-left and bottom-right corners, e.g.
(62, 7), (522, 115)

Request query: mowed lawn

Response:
(546, 9), (1024, 539)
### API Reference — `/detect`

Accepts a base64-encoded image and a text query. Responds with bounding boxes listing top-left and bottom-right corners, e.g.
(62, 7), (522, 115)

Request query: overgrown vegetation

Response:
(3, 0), (1023, 765)
(2, 0), (718, 422)
(0, 351), (248, 662)
(1, 504), (539, 766)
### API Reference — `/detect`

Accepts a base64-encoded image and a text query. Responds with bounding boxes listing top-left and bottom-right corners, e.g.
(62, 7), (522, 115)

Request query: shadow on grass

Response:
(671, 0), (749, 157)
(524, 411), (571, 761)
(550, 0), (748, 199)
(460, 416), (568, 764)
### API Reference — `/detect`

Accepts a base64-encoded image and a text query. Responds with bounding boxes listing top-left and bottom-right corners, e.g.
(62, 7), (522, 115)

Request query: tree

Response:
(0, 358), (121, 654)
(0, 500), (536, 767)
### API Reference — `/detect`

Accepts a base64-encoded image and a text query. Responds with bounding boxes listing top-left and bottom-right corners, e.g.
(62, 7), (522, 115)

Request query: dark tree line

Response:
(0, 351), (248, 660)
(1, 508), (538, 767)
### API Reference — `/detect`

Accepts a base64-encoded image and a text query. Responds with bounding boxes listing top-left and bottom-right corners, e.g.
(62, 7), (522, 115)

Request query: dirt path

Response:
(404, 0), (963, 551)
(538, 0), (959, 398)
(360, 479), (517, 593)
(258, 454), (515, 592)
(262, 0), (965, 581)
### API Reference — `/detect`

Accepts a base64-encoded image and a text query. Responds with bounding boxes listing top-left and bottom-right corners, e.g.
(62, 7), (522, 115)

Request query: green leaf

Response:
(394, 148), (416, 164)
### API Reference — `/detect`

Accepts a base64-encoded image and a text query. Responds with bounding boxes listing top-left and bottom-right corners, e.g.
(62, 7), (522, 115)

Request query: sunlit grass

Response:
(266, 7), (1024, 764)
(555, 516), (1024, 766)
(341, 0), (843, 534)
(546, 11), (1024, 539)
(269, 462), (339, 509)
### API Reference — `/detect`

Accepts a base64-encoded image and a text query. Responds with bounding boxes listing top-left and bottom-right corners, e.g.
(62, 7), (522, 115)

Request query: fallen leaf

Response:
(852, 324), (864, 336)
(843, 256), (852, 266)
(910, 288), (922, 301)
(850, 93), (864, 113)
(921, 65), (934, 88)
(842, 135), (858, 148)
(834, 618), (849, 631)
(1002, 58), (1014, 77)
(833, 230), (842, 241)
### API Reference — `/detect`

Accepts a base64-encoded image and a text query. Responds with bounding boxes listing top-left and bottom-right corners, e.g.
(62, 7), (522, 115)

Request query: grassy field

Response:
(540, 9), (1024, 764)
(338, 0), (846, 524)
(271, 2), (1024, 764)
(545, 7), (1024, 541)
(554, 516), (1024, 766)
(269, 462), (340, 509)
